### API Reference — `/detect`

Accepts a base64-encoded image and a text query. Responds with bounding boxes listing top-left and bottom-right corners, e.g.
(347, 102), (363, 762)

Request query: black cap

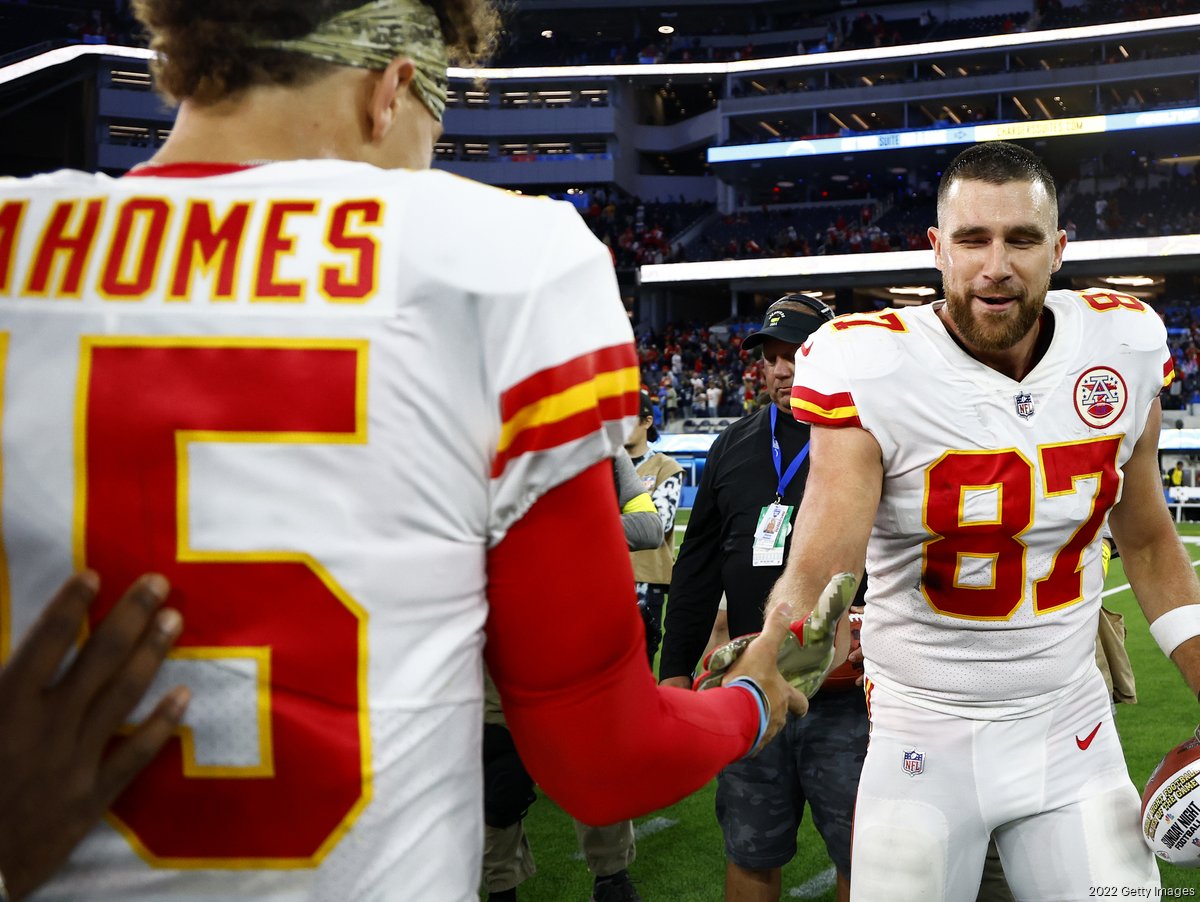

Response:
(639, 392), (659, 443)
(742, 295), (835, 351)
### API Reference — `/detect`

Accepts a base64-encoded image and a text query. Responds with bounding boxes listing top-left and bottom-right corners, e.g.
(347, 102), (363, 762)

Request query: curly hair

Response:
(132, 0), (502, 104)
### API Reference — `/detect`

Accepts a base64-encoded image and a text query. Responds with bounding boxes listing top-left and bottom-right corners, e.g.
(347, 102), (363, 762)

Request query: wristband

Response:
(1149, 605), (1200, 658)
(726, 676), (771, 756)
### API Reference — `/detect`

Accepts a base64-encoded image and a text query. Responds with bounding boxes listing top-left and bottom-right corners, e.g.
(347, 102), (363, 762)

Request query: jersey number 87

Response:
(921, 436), (1121, 621)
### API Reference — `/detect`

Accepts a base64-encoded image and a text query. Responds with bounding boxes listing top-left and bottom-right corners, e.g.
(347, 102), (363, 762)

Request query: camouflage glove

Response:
(692, 572), (858, 697)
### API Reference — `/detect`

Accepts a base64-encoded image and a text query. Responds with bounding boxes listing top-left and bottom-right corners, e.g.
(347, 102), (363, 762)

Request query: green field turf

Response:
(489, 520), (1200, 901)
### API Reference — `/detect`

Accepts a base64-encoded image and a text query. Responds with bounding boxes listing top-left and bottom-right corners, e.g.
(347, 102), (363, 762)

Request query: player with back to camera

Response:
(772, 141), (1200, 900)
(0, 1), (809, 898)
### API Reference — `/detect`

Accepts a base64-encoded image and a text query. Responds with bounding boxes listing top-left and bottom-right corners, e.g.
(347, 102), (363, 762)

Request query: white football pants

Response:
(850, 670), (1158, 901)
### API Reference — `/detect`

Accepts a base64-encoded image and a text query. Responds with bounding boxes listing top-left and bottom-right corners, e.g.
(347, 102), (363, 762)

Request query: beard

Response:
(943, 276), (1049, 353)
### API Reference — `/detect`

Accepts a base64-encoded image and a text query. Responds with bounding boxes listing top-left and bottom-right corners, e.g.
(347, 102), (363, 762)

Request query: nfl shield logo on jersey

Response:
(902, 750), (925, 777)
(1074, 366), (1127, 429)
(1013, 392), (1035, 420)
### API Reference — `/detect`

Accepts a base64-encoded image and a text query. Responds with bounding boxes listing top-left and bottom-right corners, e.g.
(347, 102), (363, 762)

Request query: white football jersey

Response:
(0, 161), (637, 900)
(792, 290), (1173, 719)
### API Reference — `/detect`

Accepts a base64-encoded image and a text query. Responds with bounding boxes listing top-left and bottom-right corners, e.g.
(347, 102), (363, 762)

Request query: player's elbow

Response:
(540, 779), (630, 827)
(512, 720), (656, 825)
(622, 507), (662, 551)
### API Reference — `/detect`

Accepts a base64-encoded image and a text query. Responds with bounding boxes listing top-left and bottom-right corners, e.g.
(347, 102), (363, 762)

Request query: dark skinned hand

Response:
(0, 572), (188, 900)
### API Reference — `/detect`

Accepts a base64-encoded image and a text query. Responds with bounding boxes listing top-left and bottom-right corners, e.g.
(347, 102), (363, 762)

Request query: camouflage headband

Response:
(253, 0), (449, 121)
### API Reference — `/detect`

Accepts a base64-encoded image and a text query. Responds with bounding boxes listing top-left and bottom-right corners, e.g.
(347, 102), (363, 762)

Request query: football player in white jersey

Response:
(0, 1), (807, 899)
(772, 141), (1200, 901)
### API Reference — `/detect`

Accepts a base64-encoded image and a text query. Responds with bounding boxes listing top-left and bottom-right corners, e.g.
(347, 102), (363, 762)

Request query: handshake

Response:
(694, 573), (859, 697)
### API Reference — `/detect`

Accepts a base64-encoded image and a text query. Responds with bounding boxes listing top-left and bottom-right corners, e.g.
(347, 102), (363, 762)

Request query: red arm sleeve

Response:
(484, 460), (758, 826)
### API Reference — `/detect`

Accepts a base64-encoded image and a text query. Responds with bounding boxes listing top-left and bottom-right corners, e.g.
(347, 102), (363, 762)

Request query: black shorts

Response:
(715, 688), (868, 874)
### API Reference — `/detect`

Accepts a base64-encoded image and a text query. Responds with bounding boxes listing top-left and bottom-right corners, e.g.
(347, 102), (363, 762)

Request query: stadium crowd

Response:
(1162, 300), (1200, 410)
(1065, 165), (1200, 242)
(491, 0), (1196, 68)
(635, 318), (777, 425)
(576, 190), (709, 269)
(689, 158), (1200, 263)
(0, 0), (140, 57)
(635, 292), (1200, 425)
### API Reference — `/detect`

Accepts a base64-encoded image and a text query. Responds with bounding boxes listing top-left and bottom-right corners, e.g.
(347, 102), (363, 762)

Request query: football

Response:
(1141, 726), (1200, 867)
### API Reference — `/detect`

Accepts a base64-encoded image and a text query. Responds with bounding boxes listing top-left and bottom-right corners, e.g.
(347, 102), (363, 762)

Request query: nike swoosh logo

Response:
(1075, 722), (1102, 750)
(800, 340), (814, 357)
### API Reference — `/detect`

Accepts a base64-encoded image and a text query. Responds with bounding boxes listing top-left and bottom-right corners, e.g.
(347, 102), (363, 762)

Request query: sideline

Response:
(788, 866), (837, 899)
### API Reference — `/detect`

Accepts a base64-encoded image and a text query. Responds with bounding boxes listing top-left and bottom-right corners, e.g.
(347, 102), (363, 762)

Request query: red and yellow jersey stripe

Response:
(492, 343), (639, 478)
(1163, 354), (1177, 389)
(790, 385), (861, 428)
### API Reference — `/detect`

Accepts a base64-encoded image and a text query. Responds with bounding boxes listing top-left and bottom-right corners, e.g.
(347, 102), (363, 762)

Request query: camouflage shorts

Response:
(716, 689), (868, 874)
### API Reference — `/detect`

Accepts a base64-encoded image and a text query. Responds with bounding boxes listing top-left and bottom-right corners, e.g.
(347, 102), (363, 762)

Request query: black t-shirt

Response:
(659, 404), (813, 681)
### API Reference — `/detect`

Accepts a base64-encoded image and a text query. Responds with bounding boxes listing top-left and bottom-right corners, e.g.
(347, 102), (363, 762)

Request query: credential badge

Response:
(1014, 391), (1035, 420)
(902, 749), (925, 777)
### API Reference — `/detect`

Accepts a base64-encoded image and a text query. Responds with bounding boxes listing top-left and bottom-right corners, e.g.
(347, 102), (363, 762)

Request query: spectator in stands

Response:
(664, 383), (680, 425)
(706, 380), (723, 418)
(679, 379), (694, 419)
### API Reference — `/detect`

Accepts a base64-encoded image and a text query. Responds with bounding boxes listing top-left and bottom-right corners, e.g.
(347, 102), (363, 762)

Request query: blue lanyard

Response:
(770, 405), (810, 502)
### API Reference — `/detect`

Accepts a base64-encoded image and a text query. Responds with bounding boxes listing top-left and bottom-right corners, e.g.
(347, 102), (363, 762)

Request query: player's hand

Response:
(723, 601), (808, 753)
(0, 572), (189, 900)
(848, 605), (865, 687)
(658, 675), (693, 690)
(693, 572), (858, 695)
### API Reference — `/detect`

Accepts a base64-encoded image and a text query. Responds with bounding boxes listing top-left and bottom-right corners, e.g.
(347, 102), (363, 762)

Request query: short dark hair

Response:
(133, 0), (501, 104)
(937, 141), (1058, 224)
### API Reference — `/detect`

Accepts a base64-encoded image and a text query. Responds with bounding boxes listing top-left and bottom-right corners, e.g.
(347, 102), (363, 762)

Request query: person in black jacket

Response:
(659, 296), (868, 902)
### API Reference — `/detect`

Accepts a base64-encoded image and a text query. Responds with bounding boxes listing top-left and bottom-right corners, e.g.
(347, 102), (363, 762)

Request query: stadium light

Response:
(889, 287), (937, 296)
(1103, 276), (1159, 287)
(639, 235), (1200, 285)
(707, 107), (1200, 164)
(447, 13), (1200, 80)
(7, 17), (1200, 85)
(0, 43), (152, 87)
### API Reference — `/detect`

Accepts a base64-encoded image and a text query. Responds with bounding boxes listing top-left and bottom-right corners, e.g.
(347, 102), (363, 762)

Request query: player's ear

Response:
(1050, 228), (1067, 273)
(928, 227), (944, 271)
(368, 57), (416, 144)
